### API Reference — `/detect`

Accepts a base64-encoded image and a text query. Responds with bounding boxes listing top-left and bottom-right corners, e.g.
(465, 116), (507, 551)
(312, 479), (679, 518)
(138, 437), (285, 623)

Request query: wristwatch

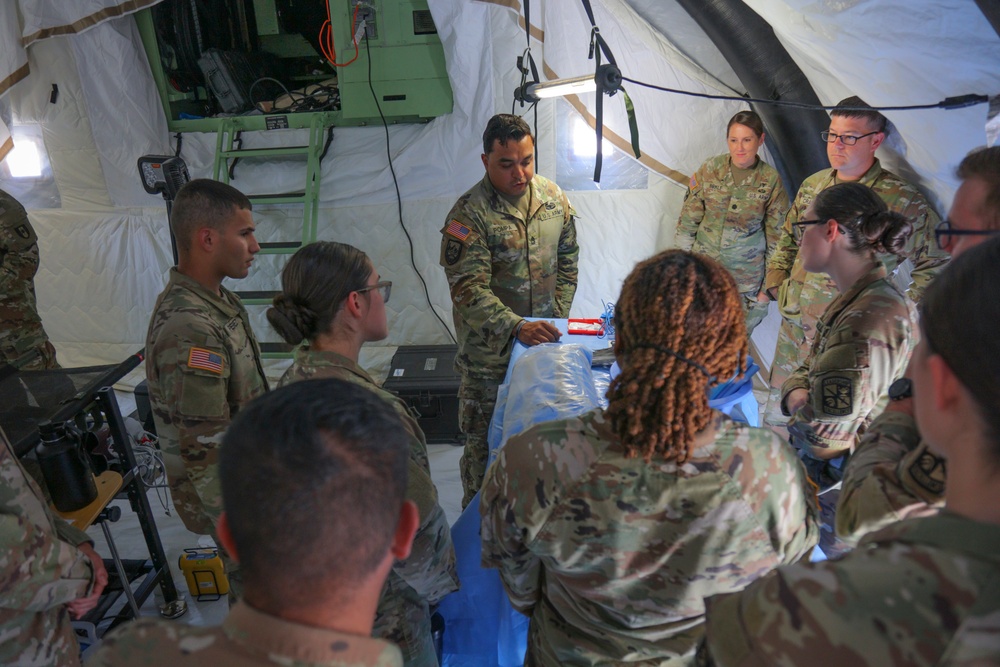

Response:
(888, 377), (913, 401)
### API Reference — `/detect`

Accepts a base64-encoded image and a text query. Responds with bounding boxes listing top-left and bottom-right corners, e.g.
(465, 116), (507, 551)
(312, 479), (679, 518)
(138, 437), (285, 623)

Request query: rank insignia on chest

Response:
(15, 224), (30, 239)
(446, 219), (471, 241)
(188, 347), (224, 374)
(445, 238), (463, 265)
(226, 318), (240, 332)
(821, 376), (853, 416)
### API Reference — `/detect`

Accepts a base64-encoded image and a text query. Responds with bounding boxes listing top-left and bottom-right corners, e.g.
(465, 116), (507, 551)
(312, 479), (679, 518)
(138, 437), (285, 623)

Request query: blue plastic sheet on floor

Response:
(437, 493), (528, 667)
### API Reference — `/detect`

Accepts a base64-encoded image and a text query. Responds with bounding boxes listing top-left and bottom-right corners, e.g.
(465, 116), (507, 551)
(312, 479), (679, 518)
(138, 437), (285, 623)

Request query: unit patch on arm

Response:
(820, 376), (853, 416)
(187, 347), (224, 374)
(444, 219), (472, 266)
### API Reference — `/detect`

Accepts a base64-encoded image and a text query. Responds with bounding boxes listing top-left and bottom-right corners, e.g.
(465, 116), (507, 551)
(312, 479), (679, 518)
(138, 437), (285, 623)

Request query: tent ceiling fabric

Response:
(19, 0), (162, 45)
(0, 0), (996, 367)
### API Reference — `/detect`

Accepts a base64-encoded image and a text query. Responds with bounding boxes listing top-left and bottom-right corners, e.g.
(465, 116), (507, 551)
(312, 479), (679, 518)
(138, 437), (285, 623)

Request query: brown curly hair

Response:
(606, 250), (749, 462)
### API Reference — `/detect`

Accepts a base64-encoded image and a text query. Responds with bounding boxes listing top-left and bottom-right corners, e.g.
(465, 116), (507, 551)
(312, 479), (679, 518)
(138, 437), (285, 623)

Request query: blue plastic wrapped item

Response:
(500, 343), (601, 449)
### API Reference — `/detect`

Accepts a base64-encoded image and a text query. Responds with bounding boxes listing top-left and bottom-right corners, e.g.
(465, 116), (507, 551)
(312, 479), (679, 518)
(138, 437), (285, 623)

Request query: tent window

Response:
(555, 99), (647, 191)
(0, 124), (61, 209)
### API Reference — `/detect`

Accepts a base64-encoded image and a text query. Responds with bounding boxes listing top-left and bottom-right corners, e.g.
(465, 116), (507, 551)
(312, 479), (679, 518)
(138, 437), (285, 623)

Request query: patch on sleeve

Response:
(444, 238), (463, 265)
(689, 174), (698, 189)
(820, 376), (853, 416)
(909, 450), (946, 495)
(445, 219), (472, 241)
(187, 347), (224, 375)
(14, 224), (31, 239)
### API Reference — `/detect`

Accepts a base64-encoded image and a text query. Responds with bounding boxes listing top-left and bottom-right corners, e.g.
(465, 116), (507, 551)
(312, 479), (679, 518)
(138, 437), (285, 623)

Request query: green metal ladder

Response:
(212, 112), (337, 357)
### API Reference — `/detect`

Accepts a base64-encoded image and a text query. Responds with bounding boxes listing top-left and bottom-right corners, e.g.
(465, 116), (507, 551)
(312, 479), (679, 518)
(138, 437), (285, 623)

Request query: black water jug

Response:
(35, 420), (97, 512)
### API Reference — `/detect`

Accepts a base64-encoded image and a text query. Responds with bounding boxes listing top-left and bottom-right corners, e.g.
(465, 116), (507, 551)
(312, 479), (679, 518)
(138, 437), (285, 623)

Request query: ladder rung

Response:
(249, 193), (306, 204)
(219, 146), (310, 158)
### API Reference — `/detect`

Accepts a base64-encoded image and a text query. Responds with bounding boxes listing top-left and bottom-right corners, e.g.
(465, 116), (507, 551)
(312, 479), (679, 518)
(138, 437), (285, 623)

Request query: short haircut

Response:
(956, 146), (1000, 230)
(219, 378), (410, 609)
(727, 110), (764, 138)
(267, 242), (372, 345)
(170, 179), (252, 253)
(483, 113), (533, 155)
(831, 95), (888, 135)
(920, 235), (1000, 463)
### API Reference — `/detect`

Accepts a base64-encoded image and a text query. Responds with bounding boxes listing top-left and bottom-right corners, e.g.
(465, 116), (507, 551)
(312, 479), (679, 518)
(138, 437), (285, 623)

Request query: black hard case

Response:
(383, 345), (462, 445)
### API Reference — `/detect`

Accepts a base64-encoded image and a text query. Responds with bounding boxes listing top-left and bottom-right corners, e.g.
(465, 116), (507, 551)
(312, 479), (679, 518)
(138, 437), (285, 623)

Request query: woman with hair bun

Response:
(674, 110), (789, 335)
(267, 241), (458, 667)
(480, 249), (818, 665)
(781, 182), (917, 488)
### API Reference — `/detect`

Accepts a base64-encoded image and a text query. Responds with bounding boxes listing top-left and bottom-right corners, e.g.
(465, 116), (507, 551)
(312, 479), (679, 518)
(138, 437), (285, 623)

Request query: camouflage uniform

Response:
(145, 268), (269, 595)
(674, 155), (789, 334)
(278, 346), (459, 667)
(0, 188), (58, 370)
(0, 429), (94, 667)
(697, 512), (1000, 667)
(440, 174), (579, 507)
(87, 600), (403, 666)
(762, 160), (947, 425)
(781, 264), (916, 456)
(480, 409), (819, 665)
(836, 411), (944, 545)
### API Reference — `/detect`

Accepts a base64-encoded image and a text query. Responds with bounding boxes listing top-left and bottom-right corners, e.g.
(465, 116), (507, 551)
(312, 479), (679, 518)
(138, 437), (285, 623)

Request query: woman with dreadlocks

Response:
(479, 249), (819, 666)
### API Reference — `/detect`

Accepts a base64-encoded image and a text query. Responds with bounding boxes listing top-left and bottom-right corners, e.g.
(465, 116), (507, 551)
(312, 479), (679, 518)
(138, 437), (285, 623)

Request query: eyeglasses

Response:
(933, 219), (999, 250)
(356, 280), (392, 304)
(792, 218), (825, 241)
(820, 130), (881, 146)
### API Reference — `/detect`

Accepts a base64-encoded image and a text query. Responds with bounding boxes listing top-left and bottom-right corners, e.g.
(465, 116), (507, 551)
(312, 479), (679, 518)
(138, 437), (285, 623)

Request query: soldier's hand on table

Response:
(517, 321), (561, 346)
(68, 543), (108, 619)
(785, 388), (810, 416)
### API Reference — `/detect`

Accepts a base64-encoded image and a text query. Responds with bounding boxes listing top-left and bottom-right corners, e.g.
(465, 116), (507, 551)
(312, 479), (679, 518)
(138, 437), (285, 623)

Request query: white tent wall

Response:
(2, 0), (997, 375)
(7, 0), (684, 376)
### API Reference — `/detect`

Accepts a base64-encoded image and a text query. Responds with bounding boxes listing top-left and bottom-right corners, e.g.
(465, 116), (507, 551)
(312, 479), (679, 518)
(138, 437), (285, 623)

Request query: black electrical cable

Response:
(621, 76), (988, 112)
(364, 38), (457, 345)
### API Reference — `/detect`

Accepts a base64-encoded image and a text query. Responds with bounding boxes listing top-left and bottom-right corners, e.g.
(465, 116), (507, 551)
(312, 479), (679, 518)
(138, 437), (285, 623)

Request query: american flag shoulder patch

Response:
(188, 347), (224, 375)
(445, 219), (471, 241)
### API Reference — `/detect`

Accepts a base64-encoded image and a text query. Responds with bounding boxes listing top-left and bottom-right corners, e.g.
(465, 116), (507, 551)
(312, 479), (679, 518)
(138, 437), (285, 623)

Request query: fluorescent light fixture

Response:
(527, 75), (597, 100)
(515, 64), (622, 104)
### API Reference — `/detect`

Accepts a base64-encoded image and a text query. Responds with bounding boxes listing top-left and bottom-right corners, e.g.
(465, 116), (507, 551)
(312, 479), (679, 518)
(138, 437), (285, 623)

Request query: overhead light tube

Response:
(515, 64), (622, 103)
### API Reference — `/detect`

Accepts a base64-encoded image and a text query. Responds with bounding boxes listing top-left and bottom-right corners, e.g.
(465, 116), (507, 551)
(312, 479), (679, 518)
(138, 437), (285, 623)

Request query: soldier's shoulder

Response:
(849, 281), (914, 333)
(501, 409), (607, 471)
(149, 285), (221, 338)
(702, 153), (731, 175)
(532, 173), (569, 200)
(871, 168), (929, 203)
(756, 158), (783, 182)
(93, 618), (220, 662)
(712, 417), (804, 480)
(800, 168), (834, 190)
